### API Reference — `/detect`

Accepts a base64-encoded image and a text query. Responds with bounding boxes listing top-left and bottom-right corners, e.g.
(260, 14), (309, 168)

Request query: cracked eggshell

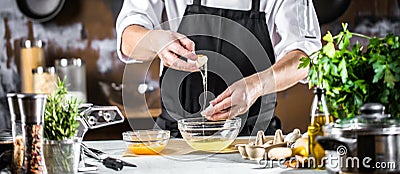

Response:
(196, 54), (208, 68)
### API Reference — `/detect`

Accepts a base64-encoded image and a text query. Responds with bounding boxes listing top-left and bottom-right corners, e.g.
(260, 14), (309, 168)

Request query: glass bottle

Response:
(307, 87), (333, 169)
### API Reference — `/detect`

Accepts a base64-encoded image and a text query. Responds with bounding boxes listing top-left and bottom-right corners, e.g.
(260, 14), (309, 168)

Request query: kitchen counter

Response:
(82, 139), (328, 174)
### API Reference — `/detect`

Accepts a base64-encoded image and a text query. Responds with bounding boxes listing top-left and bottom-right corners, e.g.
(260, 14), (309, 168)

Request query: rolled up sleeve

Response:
(273, 0), (321, 61)
(116, 0), (164, 63)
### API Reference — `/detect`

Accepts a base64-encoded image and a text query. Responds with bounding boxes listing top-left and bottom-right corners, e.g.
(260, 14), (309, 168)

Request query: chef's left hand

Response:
(201, 75), (263, 120)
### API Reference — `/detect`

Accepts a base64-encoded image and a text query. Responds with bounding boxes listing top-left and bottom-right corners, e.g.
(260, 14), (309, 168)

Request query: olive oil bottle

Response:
(308, 87), (333, 169)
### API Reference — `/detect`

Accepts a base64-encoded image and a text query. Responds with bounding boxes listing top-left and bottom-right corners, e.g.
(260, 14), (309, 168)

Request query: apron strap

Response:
(251, 0), (261, 12)
(193, 0), (259, 11)
(193, 0), (201, 6)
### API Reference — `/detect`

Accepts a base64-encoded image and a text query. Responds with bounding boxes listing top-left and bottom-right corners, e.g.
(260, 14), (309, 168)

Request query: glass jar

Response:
(17, 94), (48, 174)
(20, 40), (46, 93)
(55, 58), (87, 102)
(32, 66), (58, 95)
(7, 93), (25, 174)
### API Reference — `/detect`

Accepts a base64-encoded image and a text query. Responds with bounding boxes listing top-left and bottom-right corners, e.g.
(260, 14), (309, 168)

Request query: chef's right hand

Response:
(149, 30), (198, 72)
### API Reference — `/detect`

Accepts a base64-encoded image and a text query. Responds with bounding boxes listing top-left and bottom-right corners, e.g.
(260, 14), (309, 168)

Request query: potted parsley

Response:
(299, 23), (400, 118)
(43, 79), (81, 173)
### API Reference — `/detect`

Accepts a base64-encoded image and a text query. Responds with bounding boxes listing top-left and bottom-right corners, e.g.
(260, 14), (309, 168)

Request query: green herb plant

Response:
(299, 23), (400, 118)
(44, 79), (80, 141)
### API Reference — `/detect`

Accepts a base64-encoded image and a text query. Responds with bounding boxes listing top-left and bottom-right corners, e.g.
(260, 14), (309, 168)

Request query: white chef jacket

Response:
(116, 0), (322, 64)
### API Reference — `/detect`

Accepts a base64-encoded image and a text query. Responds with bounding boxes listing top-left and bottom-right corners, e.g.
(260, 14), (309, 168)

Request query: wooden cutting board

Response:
(123, 137), (256, 157)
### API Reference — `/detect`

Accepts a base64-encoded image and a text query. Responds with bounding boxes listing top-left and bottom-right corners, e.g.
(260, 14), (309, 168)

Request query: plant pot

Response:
(44, 138), (81, 174)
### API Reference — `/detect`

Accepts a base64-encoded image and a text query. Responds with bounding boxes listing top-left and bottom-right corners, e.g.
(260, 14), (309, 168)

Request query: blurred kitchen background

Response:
(0, 0), (399, 140)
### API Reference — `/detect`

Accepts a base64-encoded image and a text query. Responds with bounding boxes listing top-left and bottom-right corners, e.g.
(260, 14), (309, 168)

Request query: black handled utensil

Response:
(81, 143), (137, 171)
(102, 157), (137, 171)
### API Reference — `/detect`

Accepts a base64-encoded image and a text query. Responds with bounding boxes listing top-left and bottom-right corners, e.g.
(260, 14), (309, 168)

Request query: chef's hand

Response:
(149, 30), (198, 72)
(201, 75), (263, 120)
(122, 25), (198, 71)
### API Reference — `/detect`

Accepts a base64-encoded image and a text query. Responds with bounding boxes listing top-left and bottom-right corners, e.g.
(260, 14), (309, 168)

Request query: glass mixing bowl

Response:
(178, 117), (241, 152)
(122, 129), (170, 155)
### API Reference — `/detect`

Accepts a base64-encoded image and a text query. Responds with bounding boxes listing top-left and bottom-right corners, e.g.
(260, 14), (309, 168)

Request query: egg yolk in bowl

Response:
(127, 142), (167, 155)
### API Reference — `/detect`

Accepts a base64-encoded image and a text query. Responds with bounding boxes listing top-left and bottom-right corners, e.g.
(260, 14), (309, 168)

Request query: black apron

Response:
(156, 0), (277, 137)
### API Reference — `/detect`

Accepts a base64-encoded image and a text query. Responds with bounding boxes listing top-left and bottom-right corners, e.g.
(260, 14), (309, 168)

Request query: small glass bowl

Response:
(178, 117), (241, 152)
(122, 129), (170, 155)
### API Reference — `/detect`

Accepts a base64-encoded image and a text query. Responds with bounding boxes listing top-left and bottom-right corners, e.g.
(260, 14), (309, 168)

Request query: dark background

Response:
(0, 0), (398, 139)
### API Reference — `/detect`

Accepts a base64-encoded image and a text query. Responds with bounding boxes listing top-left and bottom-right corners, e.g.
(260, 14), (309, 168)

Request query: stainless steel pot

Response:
(317, 103), (400, 174)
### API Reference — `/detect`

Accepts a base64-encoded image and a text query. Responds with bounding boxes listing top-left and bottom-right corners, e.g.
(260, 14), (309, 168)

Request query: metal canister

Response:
(17, 94), (47, 174)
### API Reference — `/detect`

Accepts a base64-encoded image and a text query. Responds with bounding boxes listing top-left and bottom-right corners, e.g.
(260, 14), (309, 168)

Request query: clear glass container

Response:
(122, 130), (170, 155)
(20, 40), (46, 93)
(44, 138), (82, 173)
(178, 117), (241, 152)
(55, 58), (87, 102)
(33, 66), (58, 95)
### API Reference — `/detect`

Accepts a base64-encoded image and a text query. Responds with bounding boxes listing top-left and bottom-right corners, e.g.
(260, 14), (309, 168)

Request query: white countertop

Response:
(81, 139), (328, 174)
